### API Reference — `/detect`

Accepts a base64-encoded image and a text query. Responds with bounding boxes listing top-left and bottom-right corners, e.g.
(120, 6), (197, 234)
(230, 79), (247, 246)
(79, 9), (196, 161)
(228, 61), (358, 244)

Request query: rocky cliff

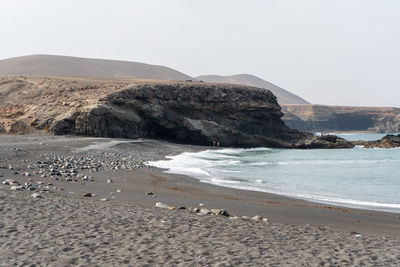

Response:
(0, 76), (352, 148)
(282, 104), (400, 133)
(195, 74), (310, 105)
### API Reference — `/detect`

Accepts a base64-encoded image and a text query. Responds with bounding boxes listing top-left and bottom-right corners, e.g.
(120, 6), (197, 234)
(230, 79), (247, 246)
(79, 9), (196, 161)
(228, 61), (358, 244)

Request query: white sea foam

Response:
(147, 143), (400, 213)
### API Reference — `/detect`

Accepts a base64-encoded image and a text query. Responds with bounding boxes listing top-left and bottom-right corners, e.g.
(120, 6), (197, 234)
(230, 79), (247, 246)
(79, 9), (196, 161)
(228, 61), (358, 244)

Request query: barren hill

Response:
(0, 55), (193, 80)
(195, 74), (309, 105)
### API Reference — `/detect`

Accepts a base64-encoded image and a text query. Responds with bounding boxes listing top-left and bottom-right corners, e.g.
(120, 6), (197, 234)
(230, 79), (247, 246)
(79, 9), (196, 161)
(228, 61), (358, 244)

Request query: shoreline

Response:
(0, 134), (399, 237)
(2, 134), (400, 265)
(149, 146), (400, 216)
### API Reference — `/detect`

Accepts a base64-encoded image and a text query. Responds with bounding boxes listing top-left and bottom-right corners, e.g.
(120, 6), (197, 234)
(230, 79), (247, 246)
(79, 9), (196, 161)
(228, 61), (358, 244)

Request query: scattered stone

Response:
(100, 198), (108, 201)
(2, 179), (15, 185)
(350, 231), (363, 238)
(241, 216), (251, 220)
(10, 185), (23, 191)
(191, 208), (200, 213)
(83, 193), (92, 197)
(106, 179), (113, 183)
(31, 193), (42, 198)
(199, 208), (211, 215)
(168, 206), (175, 210)
(155, 202), (170, 209)
(178, 206), (186, 210)
(145, 192), (154, 195)
(116, 189), (122, 193)
(211, 209), (230, 217)
(252, 215), (262, 221)
(262, 218), (269, 222)
(198, 203), (204, 206)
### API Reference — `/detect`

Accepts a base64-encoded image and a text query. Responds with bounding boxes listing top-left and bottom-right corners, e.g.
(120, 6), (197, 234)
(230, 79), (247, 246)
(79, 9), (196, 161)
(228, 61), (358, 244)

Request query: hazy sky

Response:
(1, 0), (399, 107)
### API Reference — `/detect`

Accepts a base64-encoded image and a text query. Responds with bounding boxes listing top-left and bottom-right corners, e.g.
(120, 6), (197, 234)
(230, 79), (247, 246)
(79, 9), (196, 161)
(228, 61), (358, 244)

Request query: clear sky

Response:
(1, 0), (399, 107)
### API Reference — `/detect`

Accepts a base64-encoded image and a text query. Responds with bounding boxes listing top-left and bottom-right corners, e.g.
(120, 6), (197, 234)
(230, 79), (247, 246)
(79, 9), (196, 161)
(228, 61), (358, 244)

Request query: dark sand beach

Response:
(1, 134), (400, 266)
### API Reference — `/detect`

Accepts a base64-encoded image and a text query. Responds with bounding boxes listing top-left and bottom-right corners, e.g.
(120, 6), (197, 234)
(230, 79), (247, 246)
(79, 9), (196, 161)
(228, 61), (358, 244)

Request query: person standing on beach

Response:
(217, 141), (220, 148)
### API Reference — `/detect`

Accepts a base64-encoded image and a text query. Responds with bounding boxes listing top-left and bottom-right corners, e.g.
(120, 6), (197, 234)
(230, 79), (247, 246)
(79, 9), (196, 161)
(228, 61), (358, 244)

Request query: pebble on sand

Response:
(252, 215), (262, 221)
(155, 202), (174, 210)
(31, 193), (42, 198)
(83, 192), (92, 197)
(211, 209), (230, 217)
(10, 185), (23, 191)
(199, 208), (211, 215)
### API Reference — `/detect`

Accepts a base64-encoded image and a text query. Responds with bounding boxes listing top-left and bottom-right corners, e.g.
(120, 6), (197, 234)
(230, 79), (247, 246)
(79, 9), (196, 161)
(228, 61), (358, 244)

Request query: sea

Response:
(148, 133), (400, 213)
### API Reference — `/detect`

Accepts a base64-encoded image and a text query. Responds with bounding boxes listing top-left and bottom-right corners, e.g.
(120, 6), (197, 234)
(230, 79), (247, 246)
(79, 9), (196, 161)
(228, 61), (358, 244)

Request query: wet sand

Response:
(1, 134), (400, 266)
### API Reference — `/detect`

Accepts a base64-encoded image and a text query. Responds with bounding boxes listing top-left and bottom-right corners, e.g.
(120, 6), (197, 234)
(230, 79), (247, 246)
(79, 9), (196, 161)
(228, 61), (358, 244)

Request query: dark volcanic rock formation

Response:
(0, 76), (352, 148)
(49, 82), (352, 148)
(195, 74), (310, 105)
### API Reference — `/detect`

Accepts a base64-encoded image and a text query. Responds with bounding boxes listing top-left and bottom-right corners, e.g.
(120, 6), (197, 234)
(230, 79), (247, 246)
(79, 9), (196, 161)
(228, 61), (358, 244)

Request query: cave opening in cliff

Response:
(146, 121), (210, 145)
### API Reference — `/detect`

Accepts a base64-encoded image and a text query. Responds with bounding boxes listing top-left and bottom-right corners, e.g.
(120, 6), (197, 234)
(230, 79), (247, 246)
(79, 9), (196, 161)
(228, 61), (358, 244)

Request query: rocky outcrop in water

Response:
(49, 83), (353, 149)
(353, 134), (400, 148)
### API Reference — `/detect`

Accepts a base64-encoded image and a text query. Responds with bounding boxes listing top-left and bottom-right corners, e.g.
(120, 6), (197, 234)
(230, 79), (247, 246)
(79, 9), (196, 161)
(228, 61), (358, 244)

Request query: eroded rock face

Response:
(50, 83), (353, 148)
(282, 104), (400, 133)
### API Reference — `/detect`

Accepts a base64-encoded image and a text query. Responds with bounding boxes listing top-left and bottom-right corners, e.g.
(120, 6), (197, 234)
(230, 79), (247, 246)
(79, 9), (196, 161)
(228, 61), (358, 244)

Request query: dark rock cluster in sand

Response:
(0, 148), (152, 197)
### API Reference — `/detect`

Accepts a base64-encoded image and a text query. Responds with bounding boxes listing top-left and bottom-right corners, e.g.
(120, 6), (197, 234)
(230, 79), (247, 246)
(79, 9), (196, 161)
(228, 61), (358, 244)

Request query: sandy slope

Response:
(0, 55), (193, 80)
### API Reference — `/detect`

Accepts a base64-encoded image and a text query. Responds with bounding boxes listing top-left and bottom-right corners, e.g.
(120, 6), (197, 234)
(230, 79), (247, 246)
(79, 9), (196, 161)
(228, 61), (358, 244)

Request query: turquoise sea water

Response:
(148, 133), (400, 213)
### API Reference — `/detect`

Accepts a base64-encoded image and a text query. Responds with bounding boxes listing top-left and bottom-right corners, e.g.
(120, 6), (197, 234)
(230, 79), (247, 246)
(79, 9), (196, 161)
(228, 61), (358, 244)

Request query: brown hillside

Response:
(0, 55), (193, 80)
